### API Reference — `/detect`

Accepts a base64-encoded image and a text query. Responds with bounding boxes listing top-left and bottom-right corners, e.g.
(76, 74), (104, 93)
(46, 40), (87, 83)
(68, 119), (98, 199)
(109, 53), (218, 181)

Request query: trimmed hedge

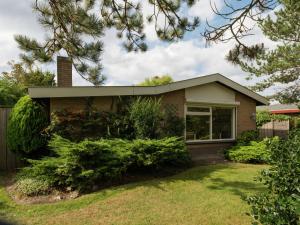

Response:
(18, 135), (190, 192)
(226, 137), (280, 163)
(130, 137), (190, 169)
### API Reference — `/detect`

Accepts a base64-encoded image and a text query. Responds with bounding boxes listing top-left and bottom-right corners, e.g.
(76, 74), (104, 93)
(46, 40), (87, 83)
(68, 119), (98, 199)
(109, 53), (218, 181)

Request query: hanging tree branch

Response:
(15, 0), (200, 85)
(15, 0), (105, 85)
(203, 0), (278, 47)
(203, 0), (300, 104)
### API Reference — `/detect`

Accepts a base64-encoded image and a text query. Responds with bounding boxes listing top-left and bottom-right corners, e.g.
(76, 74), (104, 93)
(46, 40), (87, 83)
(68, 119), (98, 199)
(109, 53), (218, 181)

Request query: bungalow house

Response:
(28, 57), (268, 162)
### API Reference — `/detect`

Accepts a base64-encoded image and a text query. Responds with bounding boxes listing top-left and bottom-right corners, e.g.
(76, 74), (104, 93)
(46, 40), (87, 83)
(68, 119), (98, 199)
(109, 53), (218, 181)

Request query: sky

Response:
(0, 0), (277, 95)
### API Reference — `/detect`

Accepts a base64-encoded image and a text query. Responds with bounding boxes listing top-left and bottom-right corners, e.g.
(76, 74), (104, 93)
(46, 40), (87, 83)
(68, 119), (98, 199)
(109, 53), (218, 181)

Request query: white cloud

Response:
(188, 0), (224, 21)
(0, 0), (279, 98)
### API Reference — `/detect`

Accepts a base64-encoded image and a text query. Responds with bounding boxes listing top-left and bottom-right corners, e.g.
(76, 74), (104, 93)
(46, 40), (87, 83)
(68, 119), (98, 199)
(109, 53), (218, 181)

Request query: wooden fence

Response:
(259, 120), (290, 139)
(0, 107), (20, 171)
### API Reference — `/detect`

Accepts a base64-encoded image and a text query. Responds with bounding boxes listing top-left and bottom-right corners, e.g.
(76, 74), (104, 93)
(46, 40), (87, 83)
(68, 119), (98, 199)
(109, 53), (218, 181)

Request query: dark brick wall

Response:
(235, 92), (257, 136)
(50, 97), (114, 113)
(57, 56), (72, 87)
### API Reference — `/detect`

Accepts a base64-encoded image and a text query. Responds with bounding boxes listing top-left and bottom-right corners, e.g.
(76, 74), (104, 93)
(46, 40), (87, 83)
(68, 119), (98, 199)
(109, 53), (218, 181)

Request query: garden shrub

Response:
(226, 137), (279, 163)
(47, 110), (135, 141)
(236, 130), (259, 146)
(15, 178), (51, 196)
(290, 116), (300, 129)
(247, 128), (300, 224)
(7, 95), (48, 157)
(47, 98), (185, 141)
(130, 137), (190, 170)
(19, 136), (134, 191)
(129, 97), (162, 139)
(160, 110), (185, 138)
(19, 135), (190, 193)
(256, 110), (290, 127)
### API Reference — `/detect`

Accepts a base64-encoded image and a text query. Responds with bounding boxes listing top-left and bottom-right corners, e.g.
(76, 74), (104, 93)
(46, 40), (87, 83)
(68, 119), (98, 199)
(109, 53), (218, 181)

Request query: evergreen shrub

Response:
(19, 135), (190, 193)
(7, 95), (48, 157)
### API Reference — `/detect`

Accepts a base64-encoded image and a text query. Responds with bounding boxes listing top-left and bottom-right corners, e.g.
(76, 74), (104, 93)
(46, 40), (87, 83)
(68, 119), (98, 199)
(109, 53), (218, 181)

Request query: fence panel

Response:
(273, 120), (289, 139)
(259, 120), (289, 139)
(0, 107), (20, 171)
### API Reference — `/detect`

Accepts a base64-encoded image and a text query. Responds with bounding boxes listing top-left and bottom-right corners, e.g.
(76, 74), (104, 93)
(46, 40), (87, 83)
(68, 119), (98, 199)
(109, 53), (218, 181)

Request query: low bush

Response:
(130, 137), (190, 170)
(16, 178), (51, 196)
(236, 130), (259, 146)
(19, 135), (190, 193)
(226, 137), (280, 163)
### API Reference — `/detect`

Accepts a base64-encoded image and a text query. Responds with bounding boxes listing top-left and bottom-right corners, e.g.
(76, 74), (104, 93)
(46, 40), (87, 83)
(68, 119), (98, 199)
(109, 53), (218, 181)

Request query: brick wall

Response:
(57, 56), (72, 87)
(160, 89), (185, 118)
(50, 97), (114, 113)
(49, 88), (257, 138)
(235, 92), (257, 136)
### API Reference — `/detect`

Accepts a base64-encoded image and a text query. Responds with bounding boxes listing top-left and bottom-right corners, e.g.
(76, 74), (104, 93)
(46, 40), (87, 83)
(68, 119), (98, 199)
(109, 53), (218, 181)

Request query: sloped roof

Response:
(28, 73), (268, 105)
(257, 104), (300, 113)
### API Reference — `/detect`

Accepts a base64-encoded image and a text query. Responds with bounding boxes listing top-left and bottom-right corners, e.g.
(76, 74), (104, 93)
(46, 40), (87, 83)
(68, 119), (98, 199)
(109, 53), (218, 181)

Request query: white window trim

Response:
(185, 104), (236, 143)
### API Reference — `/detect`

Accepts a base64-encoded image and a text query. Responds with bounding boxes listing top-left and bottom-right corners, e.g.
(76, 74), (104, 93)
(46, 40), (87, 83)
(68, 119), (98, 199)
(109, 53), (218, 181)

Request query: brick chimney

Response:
(57, 56), (72, 87)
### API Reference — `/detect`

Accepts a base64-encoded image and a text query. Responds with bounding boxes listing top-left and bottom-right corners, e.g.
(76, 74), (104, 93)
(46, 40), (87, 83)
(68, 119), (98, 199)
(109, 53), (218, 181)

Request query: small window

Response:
(187, 107), (210, 113)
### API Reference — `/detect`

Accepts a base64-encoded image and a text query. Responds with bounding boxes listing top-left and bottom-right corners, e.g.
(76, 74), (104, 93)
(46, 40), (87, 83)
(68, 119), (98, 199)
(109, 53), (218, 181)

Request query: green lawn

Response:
(0, 163), (266, 225)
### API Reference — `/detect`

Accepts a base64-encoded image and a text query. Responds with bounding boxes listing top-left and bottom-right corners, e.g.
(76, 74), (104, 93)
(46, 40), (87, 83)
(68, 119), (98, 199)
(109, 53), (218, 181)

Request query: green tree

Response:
(0, 79), (25, 106)
(138, 75), (173, 86)
(2, 61), (55, 87)
(204, 0), (300, 104)
(247, 130), (300, 224)
(15, 0), (200, 85)
(0, 62), (55, 105)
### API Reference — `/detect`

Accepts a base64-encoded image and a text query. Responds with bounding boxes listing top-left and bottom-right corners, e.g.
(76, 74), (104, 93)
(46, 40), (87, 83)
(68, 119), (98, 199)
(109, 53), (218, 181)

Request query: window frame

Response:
(185, 104), (236, 143)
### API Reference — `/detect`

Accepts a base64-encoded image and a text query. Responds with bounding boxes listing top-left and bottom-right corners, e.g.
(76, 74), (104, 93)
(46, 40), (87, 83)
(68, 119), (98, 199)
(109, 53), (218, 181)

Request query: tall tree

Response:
(2, 61), (55, 87)
(138, 75), (173, 86)
(0, 61), (55, 105)
(15, 0), (199, 85)
(203, 0), (300, 104)
(0, 79), (25, 106)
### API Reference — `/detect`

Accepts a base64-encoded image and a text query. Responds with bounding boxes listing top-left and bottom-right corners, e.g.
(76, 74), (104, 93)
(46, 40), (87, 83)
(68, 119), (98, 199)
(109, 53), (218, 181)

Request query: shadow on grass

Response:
(109, 163), (264, 199)
(0, 163), (264, 214)
(206, 177), (265, 199)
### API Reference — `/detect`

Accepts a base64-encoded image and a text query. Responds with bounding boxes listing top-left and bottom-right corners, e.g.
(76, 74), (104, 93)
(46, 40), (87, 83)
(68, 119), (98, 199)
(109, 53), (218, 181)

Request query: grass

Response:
(0, 163), (266, 225)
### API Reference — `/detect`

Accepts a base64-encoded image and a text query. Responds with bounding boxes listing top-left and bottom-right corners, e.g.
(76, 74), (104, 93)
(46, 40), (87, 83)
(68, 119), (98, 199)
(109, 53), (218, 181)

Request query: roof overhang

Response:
(28, 73), (269, 105)
(271, 109), (300, 114)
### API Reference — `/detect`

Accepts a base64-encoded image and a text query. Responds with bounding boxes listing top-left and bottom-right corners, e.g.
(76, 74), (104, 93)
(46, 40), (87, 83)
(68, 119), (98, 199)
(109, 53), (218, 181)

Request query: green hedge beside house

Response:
(17, 135), (190, 193)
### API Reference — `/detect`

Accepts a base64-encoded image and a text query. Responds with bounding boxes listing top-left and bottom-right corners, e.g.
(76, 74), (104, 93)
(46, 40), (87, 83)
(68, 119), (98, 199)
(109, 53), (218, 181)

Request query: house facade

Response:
(28, 57), (268, 160)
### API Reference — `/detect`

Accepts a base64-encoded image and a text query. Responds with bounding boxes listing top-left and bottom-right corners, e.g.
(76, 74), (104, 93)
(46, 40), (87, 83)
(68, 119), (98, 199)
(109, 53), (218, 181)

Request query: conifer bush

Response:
(226, 137), (279, 164)
(7, 95), (48, 157)
(18, 135), (190, 193)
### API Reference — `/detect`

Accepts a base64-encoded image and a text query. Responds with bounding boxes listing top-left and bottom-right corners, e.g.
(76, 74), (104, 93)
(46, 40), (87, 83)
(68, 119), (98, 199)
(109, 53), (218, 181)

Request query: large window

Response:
(186, 105), (235, 141)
